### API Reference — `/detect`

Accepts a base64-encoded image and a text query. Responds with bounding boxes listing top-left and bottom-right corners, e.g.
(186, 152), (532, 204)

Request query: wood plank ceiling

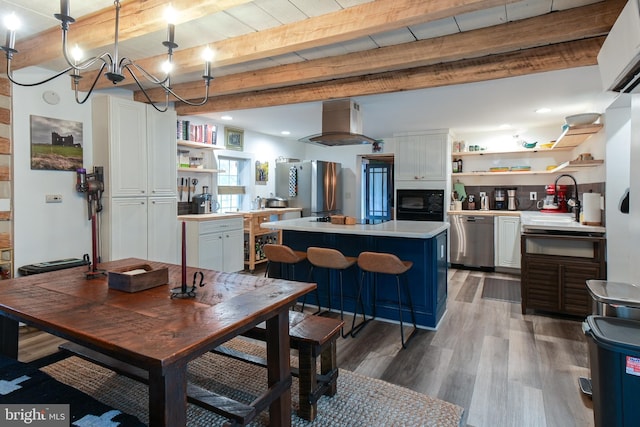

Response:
(2, 0), (625, 117)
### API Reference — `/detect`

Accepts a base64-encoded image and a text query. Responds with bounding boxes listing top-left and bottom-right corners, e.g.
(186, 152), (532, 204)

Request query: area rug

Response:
(0, 353), (145, 426)
(41, 338), (464, 426)
(481, 277), (521, 303)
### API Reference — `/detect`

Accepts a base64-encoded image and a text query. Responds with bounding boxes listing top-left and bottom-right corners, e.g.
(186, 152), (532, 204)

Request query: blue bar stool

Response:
(306, 247), (367, 337)
(353, 251), (417, 349)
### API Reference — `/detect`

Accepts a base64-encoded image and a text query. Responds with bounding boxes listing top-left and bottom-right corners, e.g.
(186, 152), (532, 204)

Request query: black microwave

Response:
(396, 189), (444, 221)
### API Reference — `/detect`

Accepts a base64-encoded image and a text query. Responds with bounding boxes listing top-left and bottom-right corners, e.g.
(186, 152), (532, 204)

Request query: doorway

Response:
(361, 155), (394, 220)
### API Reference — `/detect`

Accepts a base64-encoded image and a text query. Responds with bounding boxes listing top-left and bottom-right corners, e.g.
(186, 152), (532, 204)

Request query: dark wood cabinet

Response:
(520, 232), (606, 317)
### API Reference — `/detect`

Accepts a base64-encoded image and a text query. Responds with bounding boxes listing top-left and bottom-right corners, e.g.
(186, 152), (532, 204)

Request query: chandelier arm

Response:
(4, 57), (76, 87)
(69, 52), (114, 73)
(73, 62), (108, 105)
(164, 80), (212, 107)
(123, 65), (170, 112)
(124, 61), (170, 86)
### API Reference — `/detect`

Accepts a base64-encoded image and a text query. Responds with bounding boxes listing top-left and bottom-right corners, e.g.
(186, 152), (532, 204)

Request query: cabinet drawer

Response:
(199, 218), (242, 234)
(245, 214), (273, 233)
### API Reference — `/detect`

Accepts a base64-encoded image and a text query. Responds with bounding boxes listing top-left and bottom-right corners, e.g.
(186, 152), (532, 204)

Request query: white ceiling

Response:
(199, 66), (618, 141)
(1, 0), (620, 141)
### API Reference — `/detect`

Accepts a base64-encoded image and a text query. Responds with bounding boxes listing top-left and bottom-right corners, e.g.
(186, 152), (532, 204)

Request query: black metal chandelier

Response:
(0, 0), (213, 111)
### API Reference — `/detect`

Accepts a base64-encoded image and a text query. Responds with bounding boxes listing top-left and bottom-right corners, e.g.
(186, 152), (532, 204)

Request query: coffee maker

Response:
(507, 188), (518, 210)
(494, 188), (506, 210)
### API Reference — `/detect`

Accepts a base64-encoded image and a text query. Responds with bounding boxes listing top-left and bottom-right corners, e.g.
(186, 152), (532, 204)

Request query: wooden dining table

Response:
(0, 258), (316, 426)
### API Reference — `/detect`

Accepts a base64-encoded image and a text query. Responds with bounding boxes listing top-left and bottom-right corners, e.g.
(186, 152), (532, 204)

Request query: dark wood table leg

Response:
(297, 343), (316, 421)
(0, 317), (19, 359)
(321, 340), (338, 397)
(148, 364), (187, 427)
(266, 309), (292, 427)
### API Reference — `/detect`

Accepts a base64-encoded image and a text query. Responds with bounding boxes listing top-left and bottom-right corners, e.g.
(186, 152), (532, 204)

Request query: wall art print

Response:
(30, 115), (83, 171)
(224, 127), (244, 151)
(255, 161), (268, 185)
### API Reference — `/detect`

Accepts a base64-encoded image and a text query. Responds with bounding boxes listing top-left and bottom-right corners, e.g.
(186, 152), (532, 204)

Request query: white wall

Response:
(604, 96), (631, 282)
(12, 67), (95, 271)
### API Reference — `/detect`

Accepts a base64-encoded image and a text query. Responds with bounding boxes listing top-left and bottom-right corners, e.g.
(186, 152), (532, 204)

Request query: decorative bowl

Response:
(565, 113), (601, 127)
(522, 141), (537, 149)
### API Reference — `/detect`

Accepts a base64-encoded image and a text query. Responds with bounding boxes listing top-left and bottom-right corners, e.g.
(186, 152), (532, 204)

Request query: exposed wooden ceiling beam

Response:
(176, 37), (604, 116)
(135, 0), (622, 104)
(79, 0), (515, 91)
(10, 0), (254, 70)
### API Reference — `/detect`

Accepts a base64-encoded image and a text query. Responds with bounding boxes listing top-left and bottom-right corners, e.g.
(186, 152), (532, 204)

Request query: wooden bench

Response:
(214, 310), (343, 421)
(60, 311), (343, 423)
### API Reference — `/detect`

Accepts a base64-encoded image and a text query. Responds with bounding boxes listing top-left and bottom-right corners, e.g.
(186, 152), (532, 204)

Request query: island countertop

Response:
(261, 217), (449, 239)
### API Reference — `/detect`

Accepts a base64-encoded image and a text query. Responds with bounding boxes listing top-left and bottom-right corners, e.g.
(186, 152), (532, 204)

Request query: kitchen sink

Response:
(527, 215), (575, 223)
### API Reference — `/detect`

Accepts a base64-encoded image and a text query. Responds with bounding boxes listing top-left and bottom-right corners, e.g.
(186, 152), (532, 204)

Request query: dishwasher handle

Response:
(465, 216), (488, 222)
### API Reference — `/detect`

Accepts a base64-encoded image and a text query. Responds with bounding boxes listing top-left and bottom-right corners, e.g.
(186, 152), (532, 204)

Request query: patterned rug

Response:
(481, 277), (522, 303)
(40, 337), (465, 426)
(0, 353), (145, 426)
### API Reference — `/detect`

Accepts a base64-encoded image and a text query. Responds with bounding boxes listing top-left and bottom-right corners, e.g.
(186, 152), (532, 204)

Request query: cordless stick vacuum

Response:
(76, 167), (106, 279)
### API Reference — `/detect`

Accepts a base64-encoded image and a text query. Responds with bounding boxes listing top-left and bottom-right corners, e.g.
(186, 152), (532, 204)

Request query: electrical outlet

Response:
(45, 194), (62, 203)
(530, 192), (537, 201)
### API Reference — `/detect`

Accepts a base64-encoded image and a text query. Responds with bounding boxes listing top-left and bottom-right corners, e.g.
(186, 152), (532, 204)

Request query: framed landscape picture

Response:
(225, 127), (244, 151)
(30, 115), (83, 171)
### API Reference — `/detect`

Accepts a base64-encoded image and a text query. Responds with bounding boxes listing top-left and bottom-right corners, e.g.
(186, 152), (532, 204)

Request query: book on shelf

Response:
(176, 120), (217, 145)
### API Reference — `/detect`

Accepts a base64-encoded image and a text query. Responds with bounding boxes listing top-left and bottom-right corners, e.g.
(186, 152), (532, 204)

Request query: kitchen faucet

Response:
(554, 174), (581, 222)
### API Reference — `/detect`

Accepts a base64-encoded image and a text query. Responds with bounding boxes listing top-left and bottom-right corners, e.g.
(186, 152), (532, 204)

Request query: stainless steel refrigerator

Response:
(275, 160), (342, 217)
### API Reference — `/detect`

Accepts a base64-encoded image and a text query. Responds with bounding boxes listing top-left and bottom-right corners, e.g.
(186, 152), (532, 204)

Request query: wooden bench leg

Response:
(321, 339), (338, 397)
(297, 343), (317, 421)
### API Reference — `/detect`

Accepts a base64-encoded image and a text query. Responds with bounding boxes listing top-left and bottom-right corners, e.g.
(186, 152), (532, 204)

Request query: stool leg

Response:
(264, 261), (271, 278)
(397, 273), (417, 349)
(350, 270), (372, 337)
(342, 266), (367, 337)
(302, 265), (324, 314)
(338, 270), (349, 338)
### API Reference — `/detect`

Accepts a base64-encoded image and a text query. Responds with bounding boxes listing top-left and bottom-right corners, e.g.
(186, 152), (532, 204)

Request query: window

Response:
(217, 157), (247, 211)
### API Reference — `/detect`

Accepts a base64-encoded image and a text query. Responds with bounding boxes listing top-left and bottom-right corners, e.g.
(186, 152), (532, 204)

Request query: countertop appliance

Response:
(275, 160), (341, 217)
(396, 189), (444, 221)
(494, 188), (506, 210)
(450, 214), (494, 269)
(191, 186), (218, 214)
(507, 189), (518, 211)
(540, 184), (569, 213)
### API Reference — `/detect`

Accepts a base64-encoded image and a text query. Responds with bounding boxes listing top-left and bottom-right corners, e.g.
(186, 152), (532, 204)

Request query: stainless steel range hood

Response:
(299, 99), (377, 146)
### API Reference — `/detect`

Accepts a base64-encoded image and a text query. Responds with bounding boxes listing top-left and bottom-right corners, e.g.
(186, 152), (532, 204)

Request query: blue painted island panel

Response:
(279, 229), (447, 328)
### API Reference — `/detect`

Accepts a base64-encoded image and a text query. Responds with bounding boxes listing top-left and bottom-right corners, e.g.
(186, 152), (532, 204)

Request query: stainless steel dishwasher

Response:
(450, 214), (494, 269)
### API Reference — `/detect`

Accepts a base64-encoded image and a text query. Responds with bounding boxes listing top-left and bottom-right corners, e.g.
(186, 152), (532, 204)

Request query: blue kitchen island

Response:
(261, 218), (449, 329)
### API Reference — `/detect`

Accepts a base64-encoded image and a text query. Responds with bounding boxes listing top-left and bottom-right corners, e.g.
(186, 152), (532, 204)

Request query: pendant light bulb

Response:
(161, 60), (173, 74)
(3, 13), (20, 31)
(202, 47), (215, 62)
(164, 5), (177, 25)
(70, 44), (83, 63)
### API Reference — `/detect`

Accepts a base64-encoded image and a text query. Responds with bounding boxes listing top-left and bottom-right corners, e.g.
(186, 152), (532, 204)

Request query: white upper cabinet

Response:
(92, 96), (176, 197)
(148, 106), (177, 197)
(395, 131), (449, 181)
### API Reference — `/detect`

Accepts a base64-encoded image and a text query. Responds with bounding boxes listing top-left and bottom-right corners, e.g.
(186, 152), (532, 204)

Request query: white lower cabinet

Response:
(184, 218), (244, 272)
(105, 197), (178, 263)
(148, 197), (179, 264)
(495, 215), (521, 269)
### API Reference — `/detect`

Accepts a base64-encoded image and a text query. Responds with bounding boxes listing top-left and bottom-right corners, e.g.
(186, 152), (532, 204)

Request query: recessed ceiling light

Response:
(281, 131), (290, 135)
(221, 115), (233, 120)
(536, 108), (551, 114)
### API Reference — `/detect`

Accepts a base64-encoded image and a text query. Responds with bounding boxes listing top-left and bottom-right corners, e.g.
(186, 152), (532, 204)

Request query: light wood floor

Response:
(18, 267), (594, 427)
